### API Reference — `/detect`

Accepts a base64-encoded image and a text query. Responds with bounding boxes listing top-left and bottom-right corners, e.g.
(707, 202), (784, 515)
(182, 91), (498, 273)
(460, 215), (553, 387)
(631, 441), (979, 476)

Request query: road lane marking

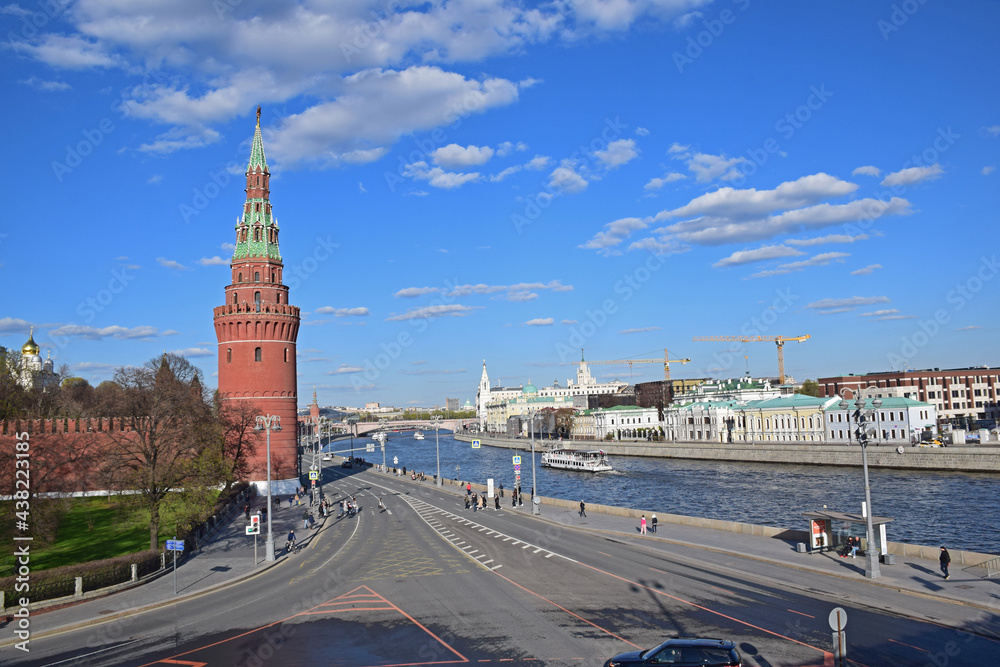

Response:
(788, 609), (815, 618)
(889, 638), (929, 653)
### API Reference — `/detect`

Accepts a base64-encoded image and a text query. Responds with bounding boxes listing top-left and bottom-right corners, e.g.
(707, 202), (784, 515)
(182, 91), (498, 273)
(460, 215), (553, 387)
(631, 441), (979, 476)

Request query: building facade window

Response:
(255, 347), (262, 362)
(227, 348), (231, 363)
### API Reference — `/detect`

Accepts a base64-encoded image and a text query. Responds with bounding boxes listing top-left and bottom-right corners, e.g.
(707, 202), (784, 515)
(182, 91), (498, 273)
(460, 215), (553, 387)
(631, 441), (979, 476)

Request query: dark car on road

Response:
(607, 638), (741, 667)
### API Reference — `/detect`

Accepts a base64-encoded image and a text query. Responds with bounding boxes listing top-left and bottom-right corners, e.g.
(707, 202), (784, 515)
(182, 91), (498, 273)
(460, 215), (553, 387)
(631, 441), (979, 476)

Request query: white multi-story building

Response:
(476, 359), (628, 431)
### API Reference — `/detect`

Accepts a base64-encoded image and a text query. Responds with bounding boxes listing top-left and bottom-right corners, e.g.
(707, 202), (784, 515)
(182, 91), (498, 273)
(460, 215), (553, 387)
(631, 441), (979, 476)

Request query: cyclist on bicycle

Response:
(286, 529), (296, 553)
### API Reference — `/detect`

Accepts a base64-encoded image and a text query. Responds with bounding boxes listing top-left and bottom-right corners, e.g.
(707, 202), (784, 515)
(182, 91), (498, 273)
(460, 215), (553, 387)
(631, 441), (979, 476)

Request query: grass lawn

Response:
(0, 497), (180, 577)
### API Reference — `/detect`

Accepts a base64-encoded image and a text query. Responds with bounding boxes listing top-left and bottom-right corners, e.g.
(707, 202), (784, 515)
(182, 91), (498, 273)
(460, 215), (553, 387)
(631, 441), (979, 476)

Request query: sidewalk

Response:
(20, 487), (335, 638)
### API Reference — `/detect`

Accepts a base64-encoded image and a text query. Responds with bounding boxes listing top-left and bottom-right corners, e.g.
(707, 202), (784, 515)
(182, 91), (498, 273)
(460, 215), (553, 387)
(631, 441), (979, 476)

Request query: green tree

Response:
(796, 379), (821, 397)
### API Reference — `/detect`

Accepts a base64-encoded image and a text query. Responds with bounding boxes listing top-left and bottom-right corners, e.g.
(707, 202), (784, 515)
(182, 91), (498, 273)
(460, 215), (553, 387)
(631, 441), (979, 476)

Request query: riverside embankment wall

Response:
(454, 434), (1000, 473)
(377, 460), (997, 569)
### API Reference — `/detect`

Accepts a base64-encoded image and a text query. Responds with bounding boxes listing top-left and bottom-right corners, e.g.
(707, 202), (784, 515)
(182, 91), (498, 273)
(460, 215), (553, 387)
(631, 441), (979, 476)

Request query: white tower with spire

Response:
(476, 360), (491, 430)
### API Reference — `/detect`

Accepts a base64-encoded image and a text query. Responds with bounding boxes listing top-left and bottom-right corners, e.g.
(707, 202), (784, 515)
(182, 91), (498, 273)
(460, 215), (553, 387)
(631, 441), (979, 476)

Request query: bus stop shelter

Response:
(802, 510), (894, 557)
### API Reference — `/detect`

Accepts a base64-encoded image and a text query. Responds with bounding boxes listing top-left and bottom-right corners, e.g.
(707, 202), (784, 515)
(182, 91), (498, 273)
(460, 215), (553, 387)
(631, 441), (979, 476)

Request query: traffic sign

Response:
(245, 525), (259, 535)
(512, 455), (522, 465)
(308, 470), (319, 481)
(250, 515), (260, 528)
(472, 440), (481, 449)
(828, 607), (847, 631)
(514, 464), (521, 472)
(393, 456), (398, 465)
(165, 539), (184, 551)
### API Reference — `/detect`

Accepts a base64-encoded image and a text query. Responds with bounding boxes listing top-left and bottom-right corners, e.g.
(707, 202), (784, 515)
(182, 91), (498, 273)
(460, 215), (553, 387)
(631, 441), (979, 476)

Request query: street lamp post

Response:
(346, 415), (358, 463)
(528, 410), (540, 515)
(254, 414), (282, 562)
(839, 387), (882, 579)
(430, 415), (443, 486)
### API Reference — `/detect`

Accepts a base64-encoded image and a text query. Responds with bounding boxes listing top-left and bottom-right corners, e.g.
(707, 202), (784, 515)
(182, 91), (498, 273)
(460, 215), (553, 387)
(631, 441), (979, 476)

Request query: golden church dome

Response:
(21, 329), (39, 356)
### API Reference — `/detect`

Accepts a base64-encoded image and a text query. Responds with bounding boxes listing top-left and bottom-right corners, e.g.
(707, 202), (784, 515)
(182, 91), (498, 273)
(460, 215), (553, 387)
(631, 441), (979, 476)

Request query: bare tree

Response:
(100, 354), (216, 550)
(214, 394), (261, 492)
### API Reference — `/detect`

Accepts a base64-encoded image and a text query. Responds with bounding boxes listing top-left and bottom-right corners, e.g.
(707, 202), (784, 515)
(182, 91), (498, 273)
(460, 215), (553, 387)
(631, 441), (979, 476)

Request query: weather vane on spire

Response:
(256, 105), (261, 126)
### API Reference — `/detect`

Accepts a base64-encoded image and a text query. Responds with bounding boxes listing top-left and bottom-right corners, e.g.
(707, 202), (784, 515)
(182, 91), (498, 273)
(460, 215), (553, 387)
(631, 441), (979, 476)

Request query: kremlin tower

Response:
(214, 107), (300, 489)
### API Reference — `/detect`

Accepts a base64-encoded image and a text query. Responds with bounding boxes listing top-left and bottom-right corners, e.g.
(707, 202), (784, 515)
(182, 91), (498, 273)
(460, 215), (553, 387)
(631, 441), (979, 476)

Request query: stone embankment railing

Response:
(454, 434), (1000, 473)
(363, 457), (997, 571)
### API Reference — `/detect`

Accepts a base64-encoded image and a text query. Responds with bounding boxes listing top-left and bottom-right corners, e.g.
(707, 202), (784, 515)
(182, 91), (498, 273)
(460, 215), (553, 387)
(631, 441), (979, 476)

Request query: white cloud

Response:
(982, 125), (1000, 137)
(579, 217), (649, 254)
(403, 161), (480, 189)
(20, 76), (71, 92)
(644, 172), (685, 191)
(620, 327), (661, 334)
(171, 347), (213, 357)
(524, 155), (552, 170)
(221, 242), (235, 251)
(561, 319), (578, 325)
(957, 325), (982, 331)
(746, 252), (849, 279)
(714, 245), (804, 268)
(525, 318), (554, 326)
(667, 142), (689, 154)
(315, 307), (370, 317)
(593, 139), (638, 168)
(15, 34), (118, 69)
(386, 304), (481, 321)
(198, 256), (229, 266)
(328, 364), (364, 375)
(786, 233), (869, 246)
(850, 264), (883, 276)
(685, 152), (750, 183)
(432, 144), (495, 168)
(859, 309), (899, 317)
(49, 325), (163, 340)
(491, 165), (522, 182)
(156, 257), (186, 270)
(852, 165), (881, 177)
(0, 317), (33, 334)
(394, 287), (441, 298)
(881, 164), (943, 187)
(805, 296), (891, 311)
(496, 141), (527, 156)
(982, 166), (995, 176)
(635, 127), (650, 136)
(548, 160), (588, 193)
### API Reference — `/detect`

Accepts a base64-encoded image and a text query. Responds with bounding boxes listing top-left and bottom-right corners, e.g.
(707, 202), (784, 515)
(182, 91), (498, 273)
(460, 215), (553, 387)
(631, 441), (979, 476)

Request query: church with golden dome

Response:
(14, 328), (58, 390)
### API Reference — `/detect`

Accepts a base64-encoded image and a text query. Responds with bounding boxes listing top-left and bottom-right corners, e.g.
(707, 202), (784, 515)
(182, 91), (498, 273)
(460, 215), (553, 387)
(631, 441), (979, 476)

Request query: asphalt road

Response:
(6, 467), (999, 666)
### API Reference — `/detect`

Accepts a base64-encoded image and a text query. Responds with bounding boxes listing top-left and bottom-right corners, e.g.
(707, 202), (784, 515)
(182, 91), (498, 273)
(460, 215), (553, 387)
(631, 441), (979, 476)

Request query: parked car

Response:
(607, 638), (741, 667)
(341, 460), (353, 468)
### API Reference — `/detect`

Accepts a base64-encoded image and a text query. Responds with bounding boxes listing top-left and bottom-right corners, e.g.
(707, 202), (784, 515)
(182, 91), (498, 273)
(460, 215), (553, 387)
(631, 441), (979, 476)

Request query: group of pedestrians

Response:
(638, 513), (658, 535)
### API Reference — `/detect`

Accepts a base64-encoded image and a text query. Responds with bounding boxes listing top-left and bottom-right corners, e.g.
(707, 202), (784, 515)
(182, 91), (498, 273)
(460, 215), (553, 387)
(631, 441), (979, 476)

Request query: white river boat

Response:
(540, 449), (612, 473)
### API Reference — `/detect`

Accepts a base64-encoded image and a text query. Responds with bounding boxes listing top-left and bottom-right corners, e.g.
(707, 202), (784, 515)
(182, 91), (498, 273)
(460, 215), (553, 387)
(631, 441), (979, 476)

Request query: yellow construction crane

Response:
(691, 335), (810, 385)
(577, 348), (691, 382)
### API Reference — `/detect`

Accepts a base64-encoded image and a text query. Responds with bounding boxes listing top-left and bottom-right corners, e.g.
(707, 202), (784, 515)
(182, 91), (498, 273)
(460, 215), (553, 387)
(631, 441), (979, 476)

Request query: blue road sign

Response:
(512, 455), (522, 465)
(309, 470), (319, 480)
(165, 539), (185, 551)
(514, 464), (521, 472)
(472, 440), (481, 449)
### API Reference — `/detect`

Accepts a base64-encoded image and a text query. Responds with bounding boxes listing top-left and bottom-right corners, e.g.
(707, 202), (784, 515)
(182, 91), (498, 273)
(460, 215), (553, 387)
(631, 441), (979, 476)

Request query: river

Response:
(328, 432), (999, 555)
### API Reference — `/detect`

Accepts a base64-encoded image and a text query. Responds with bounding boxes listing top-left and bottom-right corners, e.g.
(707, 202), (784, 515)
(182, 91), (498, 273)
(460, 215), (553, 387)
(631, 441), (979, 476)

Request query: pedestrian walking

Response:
(245, 503), (251, 520)
(495, 495), (500, 510)
(511, 490), (517, 508)
(940, 546), (951, 579)
(467, 482), (472, 496)
(651, 513), (657, 534)
(302, 509), (310, 530)
(465, 495), (470, 510)
(472, 492), (478, 512)
(499, 483), (504, 498)
(640, 514), (647, 535)
(294, 494), (300, 507)
(579, 500), (586, 518)
(378, 497), (386, 512)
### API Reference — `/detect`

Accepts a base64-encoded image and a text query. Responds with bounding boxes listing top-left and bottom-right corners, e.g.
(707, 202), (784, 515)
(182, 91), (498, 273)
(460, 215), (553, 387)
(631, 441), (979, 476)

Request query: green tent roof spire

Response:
(248, 105), (268, 171)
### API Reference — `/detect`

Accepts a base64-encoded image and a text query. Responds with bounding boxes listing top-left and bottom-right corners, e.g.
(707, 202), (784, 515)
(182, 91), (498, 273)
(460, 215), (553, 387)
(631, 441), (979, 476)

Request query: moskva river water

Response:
(327, 432), (998, 555)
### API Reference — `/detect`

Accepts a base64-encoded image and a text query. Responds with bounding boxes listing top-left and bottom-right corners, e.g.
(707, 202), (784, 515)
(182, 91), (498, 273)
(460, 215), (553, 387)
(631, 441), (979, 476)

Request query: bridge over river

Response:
(351, 418), (474, 435)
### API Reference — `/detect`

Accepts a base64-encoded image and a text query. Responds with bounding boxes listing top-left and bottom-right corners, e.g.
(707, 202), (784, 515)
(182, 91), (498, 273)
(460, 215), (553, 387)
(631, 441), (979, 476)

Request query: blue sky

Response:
(3, 0), (998, 408)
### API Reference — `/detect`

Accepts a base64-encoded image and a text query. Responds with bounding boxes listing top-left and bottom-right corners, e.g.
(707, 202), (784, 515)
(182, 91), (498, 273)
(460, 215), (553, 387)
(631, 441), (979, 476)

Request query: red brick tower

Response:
(214, 107), (300, 486)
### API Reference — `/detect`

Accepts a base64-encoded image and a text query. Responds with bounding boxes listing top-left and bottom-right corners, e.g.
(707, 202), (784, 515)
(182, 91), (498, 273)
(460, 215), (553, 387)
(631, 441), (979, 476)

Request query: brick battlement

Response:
(213, 303), (300, 318)
(1, 416), (134, 437)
